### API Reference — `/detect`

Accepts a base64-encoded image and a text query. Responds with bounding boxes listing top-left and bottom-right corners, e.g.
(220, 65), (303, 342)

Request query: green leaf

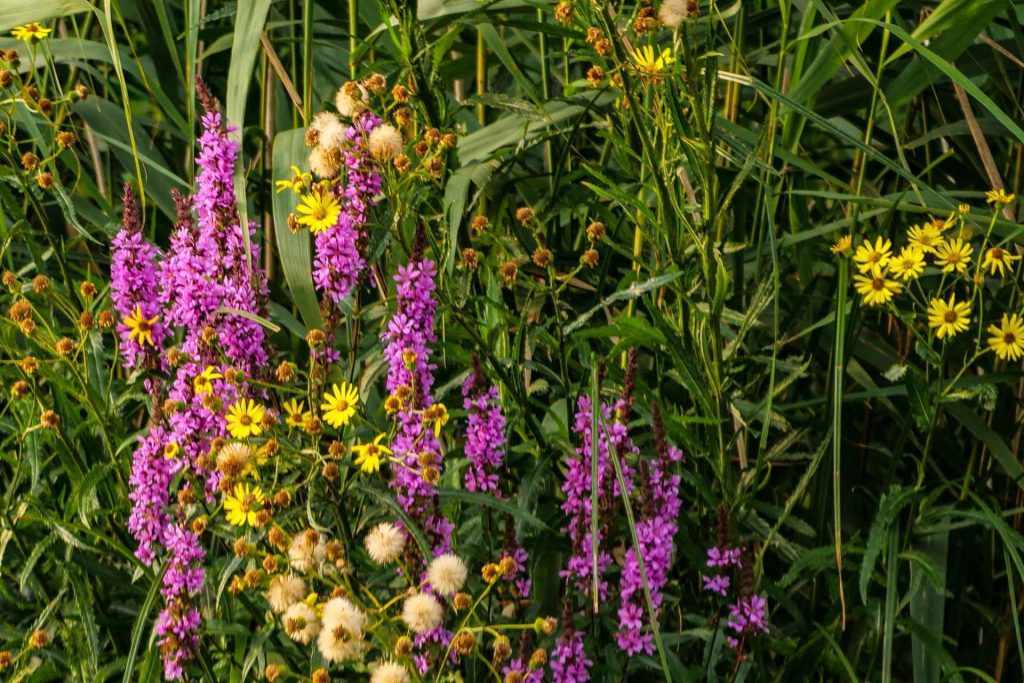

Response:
(271, 129), (323, 329)
(0, 0), (92, 31)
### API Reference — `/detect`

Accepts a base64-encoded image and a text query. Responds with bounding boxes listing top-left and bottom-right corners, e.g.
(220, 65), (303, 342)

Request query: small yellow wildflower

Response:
(988, 313), (1024, 361)
(193, 366), (223, 396)
(957, 203), (971, 216)
(831, 234), (852, 254)
(352, 433), (392, 474)
(934, 238), (973, 274)
(12, 24), (52, 41)
(163, 443), (180, 460)
(907, 224), (945, 254)
(927, 295), (971, 339)
(296, 188), (341, 234)
(275, 165), (312, 194)
(423, 403), (450, 437)
(630, 45), (675, 78)
(124, 305), (159, 347)
(853, 237), (892, 275)
(224, 482), (266, 527)
(321, 382), (359, 429)
(981, 247), (1021, 277)
(226, 399), (266, 439)
(889, 246), (925, 281)
(282, 398), (311, 428)
(853, 272), (901, 306)
(985, 189), (1016, 205)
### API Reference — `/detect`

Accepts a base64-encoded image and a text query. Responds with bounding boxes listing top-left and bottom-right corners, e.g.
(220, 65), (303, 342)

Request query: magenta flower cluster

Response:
(616, 439), (683, 655)
(560, 395), (635, 598)
(550, 628), (592, 683)
(111, 83), (268, 680)
(381, 254), (453, 553)
(462, 378), (505, 493)
(313, 111), (383, 304)
(110, 185), (166, 370)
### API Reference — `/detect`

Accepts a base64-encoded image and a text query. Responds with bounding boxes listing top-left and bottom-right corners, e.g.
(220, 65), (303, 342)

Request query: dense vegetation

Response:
(1, 1), (1024, 681)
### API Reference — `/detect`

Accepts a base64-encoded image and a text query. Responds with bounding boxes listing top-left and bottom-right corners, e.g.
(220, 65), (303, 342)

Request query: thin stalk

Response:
(303, 0), (314, 123)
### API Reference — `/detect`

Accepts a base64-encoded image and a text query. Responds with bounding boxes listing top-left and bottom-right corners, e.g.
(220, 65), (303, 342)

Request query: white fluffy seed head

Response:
(367, 124), (404, 161)
(658, 0), (688, 28)
(427, 553), (467, 597)
(288, 532), (327, 573)
(308, 147), (338, 179)
(321, 597), (366, 637)
(370, 661), (411, 683)
(365, 522), (406, 564)
(317, 598), (366, 663)
(267, 574), (306, 614)
(310, 111), (347, 149)
(401, 592), (444, 634)
(283, 602), (320, 645)
(335, 83), (368, 118)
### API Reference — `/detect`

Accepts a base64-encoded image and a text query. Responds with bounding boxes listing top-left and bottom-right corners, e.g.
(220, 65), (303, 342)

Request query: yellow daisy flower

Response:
(888, 246), (925, 281)
(352, 433), (392, 474)
(423, 402), (449, 437)
(193, 366), (223, 396)
(321, 382), (359, 429)
(223, 482), (266, 527)
(906, 224), (945, 254)
(630, 45), (675, 78)
(927, 295), (971, 339)
(296, 188), (341, 234)
(934, 238), (973, 274)
(981, 247), (1021, 277)
(275, 165), (312, 194)
(985, 188), (1016, 205)
(988, 313), (1024, 361)
(831, 234), (853, 254)
(226, 399), (266, 439)
(853, 273), (901, 306)
(282, 398), (311, 428)
(12, 23), (52, 41)
(853, 236), (892, 275)
(163, 442), (180, 460)
(124, 305), (159, 346)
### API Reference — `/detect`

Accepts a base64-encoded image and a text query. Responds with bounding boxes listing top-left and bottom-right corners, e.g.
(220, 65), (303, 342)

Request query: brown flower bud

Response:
(97, 310), (115, 329)
(38, 98), (53, 116)
(191, 516), (208, 536)
(273, 489), (291, 508)
(427, 157), (444, 178)
(554, 1), (574, 24)
(287, 213), (300, 234)
(233, 537), (251, 557)
(19, 355), (39, 375)
(55, 337), (75, 357)
(0, 650), (12, 670)
(79, 281), (97, 299)
(471, 215), (489, 234)
(56, 131), (77, 148)
(2, 270), (17, 290)
(29, 629), (49, 649)
(586, 65), (604, 88)
(461, 248), (479, 270)
(586, 27), (602, 44)
(394, 154), (411, 173)
(0, 70), (11, 87)
(395, 636), (413, 656)
(540, 616), (558, 635)
(32, 274), (49, 293)
(74, 83), (89, 99)
(595, 39), (611, 56)
(254, 509), (271, 528)
(78, 310), (95, 330)
(264, 663), (282, 682)
(441, 132), (457, 148)
(322, 462), (340, 481)
(454, 629), (476, 655)
(363, 72), (386, 94)
(414, 140), (429, 157)
(19, 319), (35, 335)
(515, 206), (534, 224)
(532, 247), (552, 268)
(500, 261), (518, 284)
(312, 668), (330, 683)
(424, 127), (441, 145)
(586, 221), (606, 241)
(268, 526), (288, 550)
(392, 84), (410, 103)
(275, 361), (295, 383)
(10, 380), (30, 399)
(306, 328), (327, 347)
(482, 562), (502, 583)
(492, 634), (512, 663)
(21, 151), (38, 170)
(529, 648), (547, 668)
(453, 592), (472, 611)
(40, 410), (59, 429)
(581, 248), (599, 268)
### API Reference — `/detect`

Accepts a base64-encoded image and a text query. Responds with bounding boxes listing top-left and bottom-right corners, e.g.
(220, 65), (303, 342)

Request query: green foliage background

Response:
(2, 0), (1024, 681)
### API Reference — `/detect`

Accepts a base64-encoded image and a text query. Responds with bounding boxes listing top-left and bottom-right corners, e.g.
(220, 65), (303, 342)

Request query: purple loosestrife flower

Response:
(382, 252), (453, 553)
(550, 628), (592, 683)
(127, 424), (175, 565)
(560, 395), (635, 598)
(503, 658), (544, 683)
(313, 112), (382, 304)
(615, 405), (683, 655)
(726, 594), (769, 648)
(162, 82), (268, 374)
(111, 183), (167, 370)
(462, 371), (505, 493)
(155, 524), (205, 680)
